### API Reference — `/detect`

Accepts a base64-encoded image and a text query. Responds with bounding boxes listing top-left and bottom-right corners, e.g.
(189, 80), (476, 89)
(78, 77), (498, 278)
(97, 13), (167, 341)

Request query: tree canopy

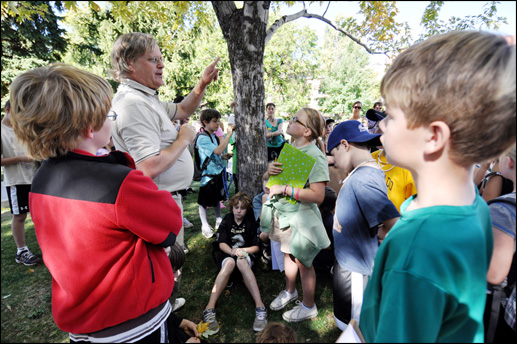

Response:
(1, 0), (509, 194)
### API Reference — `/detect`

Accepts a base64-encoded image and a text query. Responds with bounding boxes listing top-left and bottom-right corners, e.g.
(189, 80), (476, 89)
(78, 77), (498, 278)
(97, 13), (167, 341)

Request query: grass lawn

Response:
(1, 180), (342, 343)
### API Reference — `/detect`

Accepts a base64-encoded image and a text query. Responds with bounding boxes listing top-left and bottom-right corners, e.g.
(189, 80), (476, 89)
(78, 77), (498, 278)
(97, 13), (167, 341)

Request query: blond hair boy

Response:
(9, 63), (184, 342)
(360, 31), (516, 342)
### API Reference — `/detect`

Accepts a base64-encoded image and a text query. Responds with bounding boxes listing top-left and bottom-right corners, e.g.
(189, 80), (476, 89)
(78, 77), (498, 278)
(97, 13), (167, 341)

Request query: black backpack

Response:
(192, 130), (219, 182)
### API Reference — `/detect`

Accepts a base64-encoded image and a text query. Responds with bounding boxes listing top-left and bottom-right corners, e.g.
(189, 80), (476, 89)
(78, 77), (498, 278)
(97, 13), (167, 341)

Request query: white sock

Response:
(213, 204), (221, 219)
(302, 302), (315, 310)
(17, 246), (28, 254)
(198, 205), (210, 229)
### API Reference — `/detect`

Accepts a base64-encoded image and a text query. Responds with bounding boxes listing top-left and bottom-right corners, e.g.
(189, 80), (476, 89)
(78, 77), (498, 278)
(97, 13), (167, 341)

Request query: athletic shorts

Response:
(6, 184), (31, 215)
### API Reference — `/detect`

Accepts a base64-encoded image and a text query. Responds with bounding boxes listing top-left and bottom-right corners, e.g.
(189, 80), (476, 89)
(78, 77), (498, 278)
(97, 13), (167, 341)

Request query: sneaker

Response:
(202, 226), (215, 239)
(173, 298), (185, 312)
(253, 307), (268, 332)
(15, 249), (41, 266)
(183, 217), (194, 229)
(215, 217), (223, 230)
(282, 301), (318, 322)
(203, 308), (220, 334)
(270, 289), (298, 311)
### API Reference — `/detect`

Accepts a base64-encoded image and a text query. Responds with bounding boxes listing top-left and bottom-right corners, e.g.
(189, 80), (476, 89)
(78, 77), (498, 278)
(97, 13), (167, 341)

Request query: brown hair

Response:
(228, 192), (253, 213)
(110, 32), (157, 82)
(256, 322), (297, 343)
(199, 108), (221, 127)
(9, 63), (112, 160)
(381, 31), (516, 166)
(300, 107), (326, 152)
(169, 242), (186, 271)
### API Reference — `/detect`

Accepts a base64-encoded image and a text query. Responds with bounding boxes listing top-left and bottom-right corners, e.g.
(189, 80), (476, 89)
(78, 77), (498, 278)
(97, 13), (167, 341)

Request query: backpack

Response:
(192, 130), (219, 182)
(485, 194), (516, 343)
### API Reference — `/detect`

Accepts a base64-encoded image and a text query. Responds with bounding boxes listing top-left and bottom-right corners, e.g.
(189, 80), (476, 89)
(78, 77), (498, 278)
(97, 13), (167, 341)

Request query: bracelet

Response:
(283, 185), (288, 196)
(291, 186), (294, 199)
(296, 187), (301, 201)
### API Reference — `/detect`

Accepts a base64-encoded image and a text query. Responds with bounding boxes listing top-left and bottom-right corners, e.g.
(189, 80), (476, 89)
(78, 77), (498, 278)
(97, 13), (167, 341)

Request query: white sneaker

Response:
(173, 298), (186, 312)
(282, 301), (318, 322)
(215, 217), (223, 230)
(270, 289), (298, 311)
(202, 225), (215, 239)
(183, 217), (194, 229)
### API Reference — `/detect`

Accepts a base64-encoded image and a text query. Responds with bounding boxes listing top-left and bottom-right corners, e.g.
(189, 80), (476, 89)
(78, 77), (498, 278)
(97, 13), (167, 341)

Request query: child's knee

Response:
(221, 258), (236, 273)
(236, 257), (251, 270)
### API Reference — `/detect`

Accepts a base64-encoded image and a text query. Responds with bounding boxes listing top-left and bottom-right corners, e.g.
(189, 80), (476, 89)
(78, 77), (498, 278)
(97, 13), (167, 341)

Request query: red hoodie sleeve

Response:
(115, 169), (182, 245)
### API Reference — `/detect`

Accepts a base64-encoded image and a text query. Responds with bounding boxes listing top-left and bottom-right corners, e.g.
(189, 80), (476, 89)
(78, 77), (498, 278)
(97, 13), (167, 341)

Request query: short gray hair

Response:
(110, 32), (157, 82)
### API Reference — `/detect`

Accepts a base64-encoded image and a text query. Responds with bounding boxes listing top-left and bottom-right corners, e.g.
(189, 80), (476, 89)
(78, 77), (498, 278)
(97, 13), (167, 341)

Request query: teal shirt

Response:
(266, 118), (284, 148)
(360, 190), (493, 343)
(196, 133), (226, 187)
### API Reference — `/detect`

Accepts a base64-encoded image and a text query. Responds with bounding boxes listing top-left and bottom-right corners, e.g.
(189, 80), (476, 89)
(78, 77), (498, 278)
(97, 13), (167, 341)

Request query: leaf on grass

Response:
(25, 268), (34, 274)
(225, 290), (230, 296)
(197, 321), (209, 334)
(3, 294), (11, 299)
(6, 304), (12, 311)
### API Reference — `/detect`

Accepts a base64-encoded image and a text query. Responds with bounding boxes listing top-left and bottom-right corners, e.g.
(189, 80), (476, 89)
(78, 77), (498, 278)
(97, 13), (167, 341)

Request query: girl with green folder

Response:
(261, 107), (330, 323)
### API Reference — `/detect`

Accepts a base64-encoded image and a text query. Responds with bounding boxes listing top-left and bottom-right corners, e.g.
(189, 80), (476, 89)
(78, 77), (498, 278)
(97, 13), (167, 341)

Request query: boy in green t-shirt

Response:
(359, 31), (516, 342)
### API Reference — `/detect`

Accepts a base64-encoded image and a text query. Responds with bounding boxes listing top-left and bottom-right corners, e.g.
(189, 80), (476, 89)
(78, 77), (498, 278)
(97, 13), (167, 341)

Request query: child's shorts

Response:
(218, 252), (252, 270)
(197, 172), (225, 208)
(6, 184), (31, 215)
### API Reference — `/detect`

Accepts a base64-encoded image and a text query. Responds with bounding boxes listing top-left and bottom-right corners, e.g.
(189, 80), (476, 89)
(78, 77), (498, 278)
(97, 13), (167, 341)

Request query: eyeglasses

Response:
(291, 116), (307, 128)
(107, 111), (118, 121)
(147, 57), (163, 65)
(353, 106), (362, 110)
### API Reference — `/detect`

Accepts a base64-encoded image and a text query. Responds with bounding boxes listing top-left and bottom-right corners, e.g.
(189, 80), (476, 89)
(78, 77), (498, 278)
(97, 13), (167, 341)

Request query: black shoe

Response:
(15, 249), (41, 266)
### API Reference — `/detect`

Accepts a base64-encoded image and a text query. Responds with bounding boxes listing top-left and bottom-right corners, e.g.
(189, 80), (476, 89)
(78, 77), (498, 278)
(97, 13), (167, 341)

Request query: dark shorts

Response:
(6, 185), (31, 215)
(197, 172), (225, 208)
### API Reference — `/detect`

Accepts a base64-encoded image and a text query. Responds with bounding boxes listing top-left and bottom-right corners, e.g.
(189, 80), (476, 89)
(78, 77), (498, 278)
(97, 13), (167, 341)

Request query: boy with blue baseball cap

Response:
(326, 120), (400, 331)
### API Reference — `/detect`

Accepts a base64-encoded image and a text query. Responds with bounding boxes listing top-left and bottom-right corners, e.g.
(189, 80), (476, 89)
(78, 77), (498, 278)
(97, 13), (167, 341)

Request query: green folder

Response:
(266, 144), (317, 204)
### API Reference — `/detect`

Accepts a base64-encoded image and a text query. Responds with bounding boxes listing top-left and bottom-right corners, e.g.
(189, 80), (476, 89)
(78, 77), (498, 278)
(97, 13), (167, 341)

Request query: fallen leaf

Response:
(3, 294), (11, 299)
(6, 305), (12, 311)
(25, 268), (34, 274)
(225, 290), (230, 296)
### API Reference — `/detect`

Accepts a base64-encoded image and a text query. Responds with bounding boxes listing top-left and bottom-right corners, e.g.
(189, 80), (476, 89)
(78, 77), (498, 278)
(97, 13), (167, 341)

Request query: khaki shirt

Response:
(1, 122), (38, 186)
(111, 79), (194, 192)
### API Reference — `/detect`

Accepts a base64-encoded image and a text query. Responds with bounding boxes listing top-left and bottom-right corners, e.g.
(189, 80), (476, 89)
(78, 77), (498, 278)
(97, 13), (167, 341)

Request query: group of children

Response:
(5, 30), (515, 343)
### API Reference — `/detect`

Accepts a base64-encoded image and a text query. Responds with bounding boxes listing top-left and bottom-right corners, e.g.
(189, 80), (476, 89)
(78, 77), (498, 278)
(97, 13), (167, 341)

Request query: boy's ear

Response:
(84, 126), (95, 140)
(423, 121), (450, 158)
(340, 139), (350, 151)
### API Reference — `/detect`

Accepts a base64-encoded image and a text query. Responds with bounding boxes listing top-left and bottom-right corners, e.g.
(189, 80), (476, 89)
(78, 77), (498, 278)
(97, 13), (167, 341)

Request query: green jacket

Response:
(260, 197), (331, 268)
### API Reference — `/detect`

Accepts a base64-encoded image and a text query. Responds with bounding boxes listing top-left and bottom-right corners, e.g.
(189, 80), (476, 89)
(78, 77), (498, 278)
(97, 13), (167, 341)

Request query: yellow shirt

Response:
(371, 150), (417, 211)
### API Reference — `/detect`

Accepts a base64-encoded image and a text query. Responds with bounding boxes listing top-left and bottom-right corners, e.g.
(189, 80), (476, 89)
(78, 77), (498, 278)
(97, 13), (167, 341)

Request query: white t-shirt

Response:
(1, 122), (38, 186)
(111, 79), (194, 192)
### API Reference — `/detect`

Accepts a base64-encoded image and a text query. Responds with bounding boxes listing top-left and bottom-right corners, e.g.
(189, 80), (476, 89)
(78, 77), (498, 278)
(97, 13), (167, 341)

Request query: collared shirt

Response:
(111, 78), (194, 192)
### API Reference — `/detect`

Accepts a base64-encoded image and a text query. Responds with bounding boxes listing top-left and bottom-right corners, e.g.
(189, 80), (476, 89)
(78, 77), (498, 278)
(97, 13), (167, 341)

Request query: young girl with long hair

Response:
(261, 107), (330, 322)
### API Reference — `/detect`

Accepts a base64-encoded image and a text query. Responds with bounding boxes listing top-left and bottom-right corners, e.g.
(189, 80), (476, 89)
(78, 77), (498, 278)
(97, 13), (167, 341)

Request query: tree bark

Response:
(212, 1), (270, 197)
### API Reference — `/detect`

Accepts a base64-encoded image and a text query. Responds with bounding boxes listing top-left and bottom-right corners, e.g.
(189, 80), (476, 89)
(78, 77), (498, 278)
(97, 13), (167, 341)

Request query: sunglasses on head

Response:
(291, 116), (307, 127)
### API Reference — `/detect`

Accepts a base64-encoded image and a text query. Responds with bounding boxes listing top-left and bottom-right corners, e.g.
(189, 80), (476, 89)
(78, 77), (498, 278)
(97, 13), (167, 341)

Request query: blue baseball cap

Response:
(327, 120), (381, 154)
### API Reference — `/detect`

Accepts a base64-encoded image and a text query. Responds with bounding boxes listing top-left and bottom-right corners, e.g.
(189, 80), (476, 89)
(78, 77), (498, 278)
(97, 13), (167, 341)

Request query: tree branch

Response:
(265, 9), (387, 56)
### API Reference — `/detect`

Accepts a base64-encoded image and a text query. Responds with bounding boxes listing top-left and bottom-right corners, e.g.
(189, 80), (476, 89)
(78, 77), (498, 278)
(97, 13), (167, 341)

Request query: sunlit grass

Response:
(1, 180), (342, 343)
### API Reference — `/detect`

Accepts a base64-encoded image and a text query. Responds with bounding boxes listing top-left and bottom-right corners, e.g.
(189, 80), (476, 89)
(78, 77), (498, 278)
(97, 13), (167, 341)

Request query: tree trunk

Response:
(212, 1), (270, 197)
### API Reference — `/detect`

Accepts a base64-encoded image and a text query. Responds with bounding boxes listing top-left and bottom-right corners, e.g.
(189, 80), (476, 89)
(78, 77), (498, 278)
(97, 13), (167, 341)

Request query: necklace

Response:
(376, 149), (395, 172)
(339, 159), (376, 185)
